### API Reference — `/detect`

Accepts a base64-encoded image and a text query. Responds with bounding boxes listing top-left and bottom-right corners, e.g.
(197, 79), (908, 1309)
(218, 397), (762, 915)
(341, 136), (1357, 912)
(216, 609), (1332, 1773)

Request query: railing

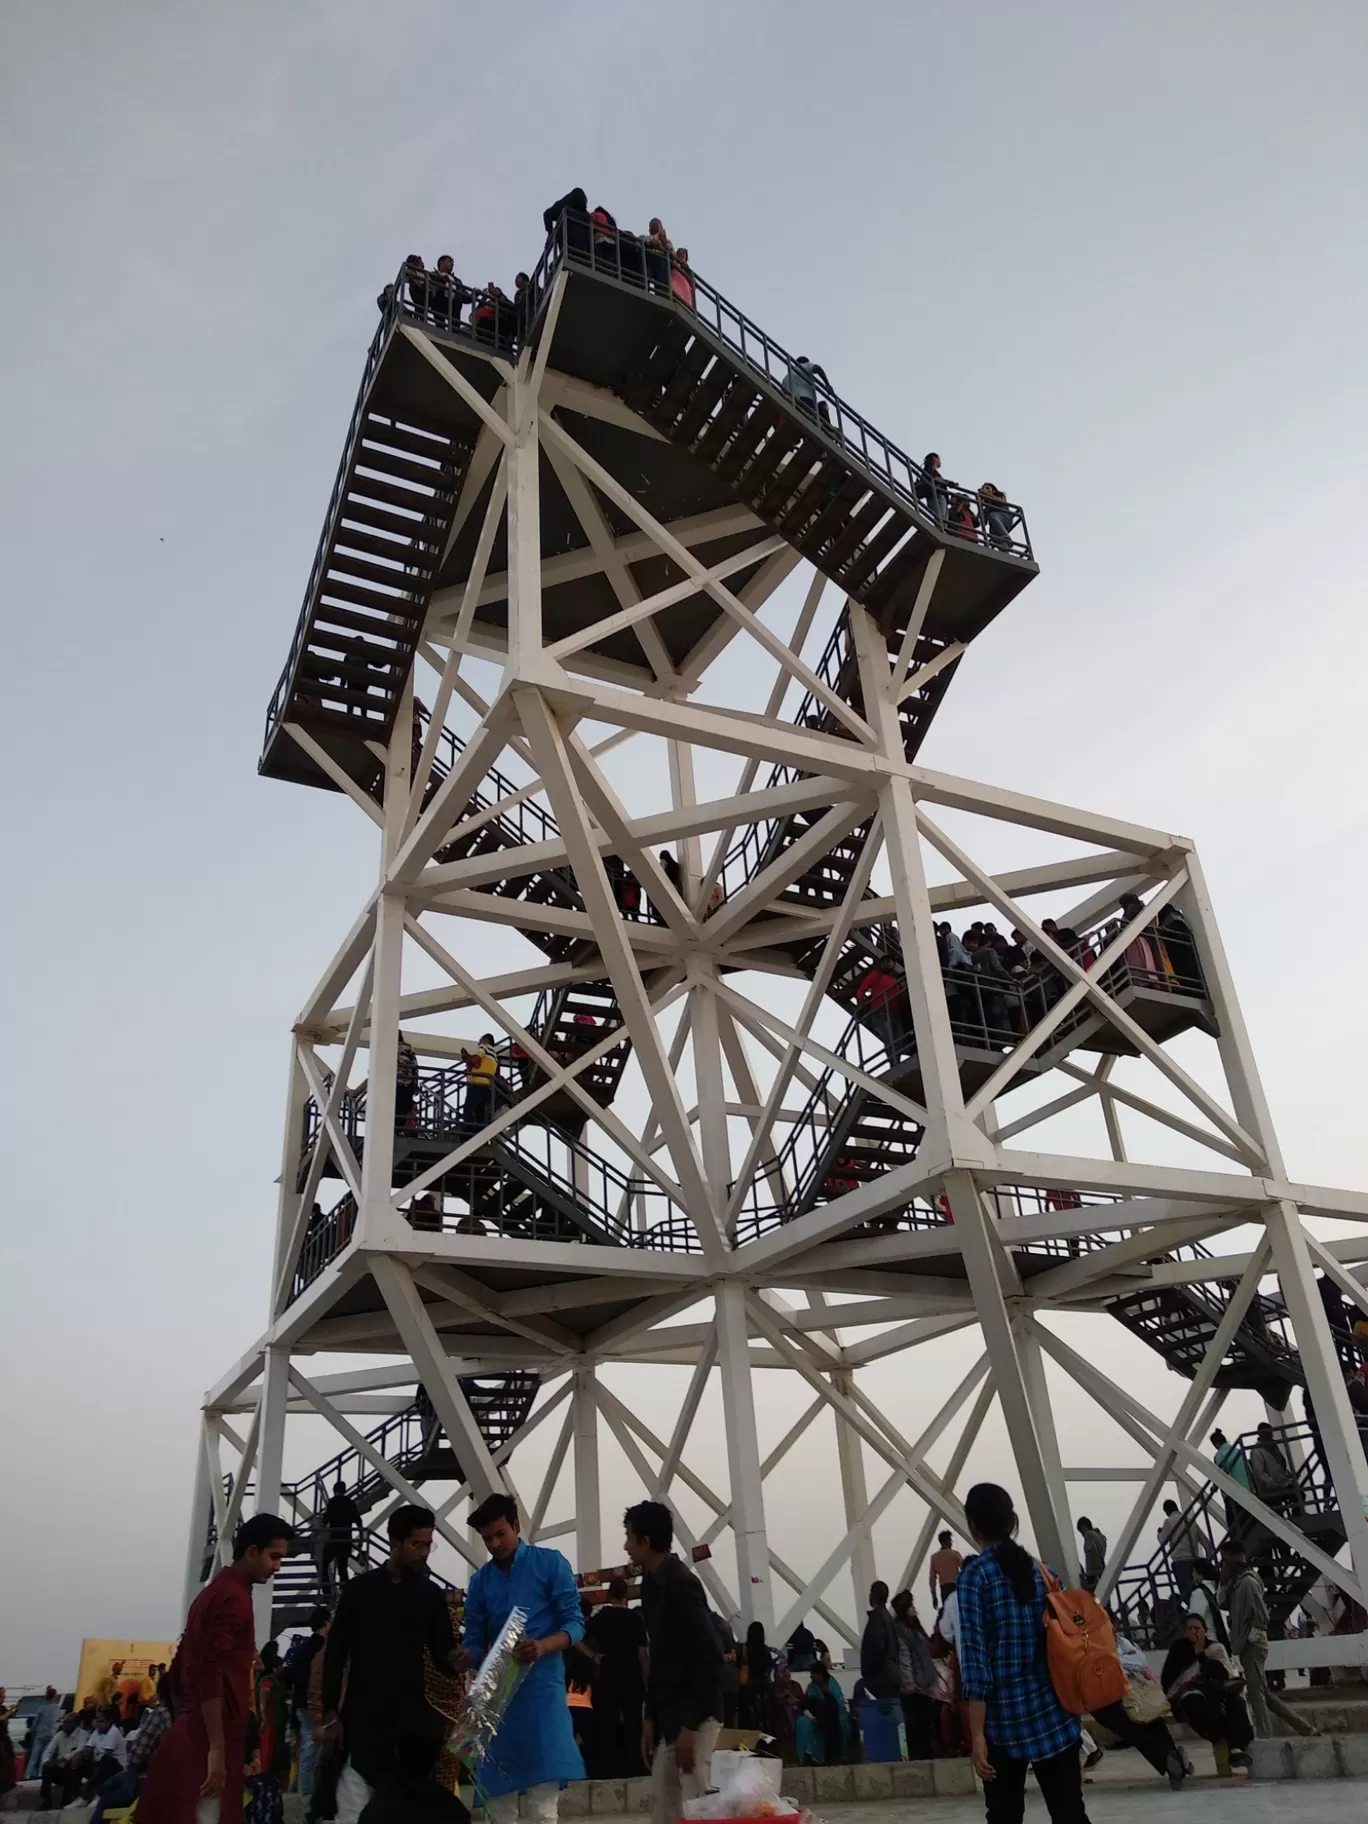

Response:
(521, 216), (1034, 562)
(1111, 1420), (1338, 1645)
(412, 704), (562, 854)
(720, 615), (858, 901)
(291, 1193), (357, 1300)
(262, 312), (398, 759)
(286, 1376), (539, 1520)
(301, 1063), (700, 1253)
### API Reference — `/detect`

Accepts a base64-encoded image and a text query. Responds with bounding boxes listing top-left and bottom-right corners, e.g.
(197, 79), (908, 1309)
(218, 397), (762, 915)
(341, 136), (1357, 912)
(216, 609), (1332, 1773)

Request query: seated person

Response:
(39, 1714), (90, 1811)
(1161, 1615), (1252, 1776)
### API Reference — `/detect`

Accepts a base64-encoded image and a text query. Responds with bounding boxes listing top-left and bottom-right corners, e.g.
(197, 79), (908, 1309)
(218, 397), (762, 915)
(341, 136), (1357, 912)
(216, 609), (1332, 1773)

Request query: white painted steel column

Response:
(573, 1367), (602, 1571)
(833, 1369), (876, 1613)
(1012, 1317), (1080, 1585)
(1182, 856), (1368, 1583)
(181, 1419), (215, 1619)
(270, 1042), (313, 1309)
(715, 1281), (774, 1629)
(506, 378), (542, 675)
(252, 1346), (290, 1642)
(850, 603), (1071, 1572)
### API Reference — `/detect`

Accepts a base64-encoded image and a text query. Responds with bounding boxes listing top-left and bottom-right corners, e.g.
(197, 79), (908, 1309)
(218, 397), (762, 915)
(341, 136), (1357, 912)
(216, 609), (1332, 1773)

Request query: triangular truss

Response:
(199, 245), (1368, 1642)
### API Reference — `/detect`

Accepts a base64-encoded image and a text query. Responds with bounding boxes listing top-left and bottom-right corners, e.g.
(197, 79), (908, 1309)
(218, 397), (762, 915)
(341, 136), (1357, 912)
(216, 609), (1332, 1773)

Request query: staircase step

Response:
(696, 386), (769, 468)
(649, 340), (715, 427)
(352, 446), (461, 492)
(824, 496), (894, 573)
(322, 551), (432, 596)
(836, 512), (913, 593)
(673, 363), (740, 445)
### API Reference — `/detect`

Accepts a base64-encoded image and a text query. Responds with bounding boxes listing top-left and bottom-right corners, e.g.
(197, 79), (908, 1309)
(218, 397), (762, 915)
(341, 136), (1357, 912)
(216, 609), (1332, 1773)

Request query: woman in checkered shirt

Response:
(956, 1484), (1090, 1824)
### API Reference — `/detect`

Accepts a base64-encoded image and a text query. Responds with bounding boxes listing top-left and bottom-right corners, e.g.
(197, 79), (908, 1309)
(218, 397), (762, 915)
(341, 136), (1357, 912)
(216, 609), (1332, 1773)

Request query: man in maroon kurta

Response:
(137, 1513), (294, 1824)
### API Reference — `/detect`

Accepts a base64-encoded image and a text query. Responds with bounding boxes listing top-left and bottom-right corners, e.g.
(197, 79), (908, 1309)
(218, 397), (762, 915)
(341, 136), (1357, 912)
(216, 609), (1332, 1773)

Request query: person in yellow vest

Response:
(460, 1034), (500, 1131)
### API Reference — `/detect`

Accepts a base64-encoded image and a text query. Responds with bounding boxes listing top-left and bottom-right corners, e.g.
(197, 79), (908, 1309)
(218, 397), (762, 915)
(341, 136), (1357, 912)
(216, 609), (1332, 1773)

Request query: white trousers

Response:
(486, 1781), (561, 1824)
(334, 1757), (377, 1824)
(651, 1717), (721, 1824)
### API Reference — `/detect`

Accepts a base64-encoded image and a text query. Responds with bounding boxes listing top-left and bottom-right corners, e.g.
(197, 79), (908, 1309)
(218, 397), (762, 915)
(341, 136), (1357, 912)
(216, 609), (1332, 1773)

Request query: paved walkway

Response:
(827, 1776), (1354, 1823)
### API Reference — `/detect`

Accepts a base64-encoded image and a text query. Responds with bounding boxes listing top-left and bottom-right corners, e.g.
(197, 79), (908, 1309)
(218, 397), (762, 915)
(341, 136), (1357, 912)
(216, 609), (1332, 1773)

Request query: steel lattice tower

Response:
(188, 219), (1368, 1649)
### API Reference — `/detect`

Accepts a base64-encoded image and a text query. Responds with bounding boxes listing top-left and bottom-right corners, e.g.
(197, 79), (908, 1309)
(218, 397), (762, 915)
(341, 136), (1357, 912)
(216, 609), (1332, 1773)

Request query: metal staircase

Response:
(261, 404), (476, 791)
(1110, 1420), (1348, 1648)
(205, 1378), (537, 1628)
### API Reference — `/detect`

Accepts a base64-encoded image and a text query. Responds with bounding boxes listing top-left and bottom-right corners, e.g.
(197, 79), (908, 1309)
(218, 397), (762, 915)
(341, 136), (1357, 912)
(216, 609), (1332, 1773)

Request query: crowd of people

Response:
(376, 193), (696, 349)
(369, 196), (1030, 556)
(850, 897), (1207, 1060)
(10, 1465), (1347, 1824)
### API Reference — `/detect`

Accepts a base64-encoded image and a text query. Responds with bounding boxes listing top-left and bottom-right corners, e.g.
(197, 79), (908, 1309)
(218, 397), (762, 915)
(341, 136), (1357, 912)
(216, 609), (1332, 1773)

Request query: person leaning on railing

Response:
(978, 484), (1019, 550)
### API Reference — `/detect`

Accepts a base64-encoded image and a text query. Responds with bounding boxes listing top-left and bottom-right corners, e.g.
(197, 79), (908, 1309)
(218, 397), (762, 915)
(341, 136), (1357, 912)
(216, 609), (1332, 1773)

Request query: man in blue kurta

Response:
(465, 1492), (586, 1824)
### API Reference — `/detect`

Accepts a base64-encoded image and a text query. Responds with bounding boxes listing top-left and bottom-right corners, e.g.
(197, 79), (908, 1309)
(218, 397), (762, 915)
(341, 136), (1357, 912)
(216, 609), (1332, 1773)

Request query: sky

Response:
(3, 0), (1368, 1684)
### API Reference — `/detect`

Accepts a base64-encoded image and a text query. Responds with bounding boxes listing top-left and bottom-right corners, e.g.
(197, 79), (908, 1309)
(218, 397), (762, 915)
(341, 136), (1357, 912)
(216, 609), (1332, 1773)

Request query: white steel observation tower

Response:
(189, 210), (1368, 1653)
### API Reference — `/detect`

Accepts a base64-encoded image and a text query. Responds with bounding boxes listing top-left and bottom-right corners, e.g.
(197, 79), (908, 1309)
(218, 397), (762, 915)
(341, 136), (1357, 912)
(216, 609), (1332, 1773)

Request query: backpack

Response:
(1037, 1564), (1128, 1715)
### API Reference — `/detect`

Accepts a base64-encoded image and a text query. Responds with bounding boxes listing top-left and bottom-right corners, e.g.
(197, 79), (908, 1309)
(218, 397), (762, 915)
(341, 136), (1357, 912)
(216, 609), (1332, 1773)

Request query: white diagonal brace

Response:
(517, 688), (723, 1259)
(399, 325), (513, 447)
(545, 536), (788, 662)
(371, 1254), (506, 1504)
(539, 411), (877, 744)
(287, 1362), (480, 1567)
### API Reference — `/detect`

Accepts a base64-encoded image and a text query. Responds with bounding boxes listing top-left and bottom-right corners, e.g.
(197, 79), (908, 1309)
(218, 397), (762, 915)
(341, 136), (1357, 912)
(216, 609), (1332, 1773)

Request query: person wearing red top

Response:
(855, 964), (902, 1056)
(136, 1513), (293, 1824)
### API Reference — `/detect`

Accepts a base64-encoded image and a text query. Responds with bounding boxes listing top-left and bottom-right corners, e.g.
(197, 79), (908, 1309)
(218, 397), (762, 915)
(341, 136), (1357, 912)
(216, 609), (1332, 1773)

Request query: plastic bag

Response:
(447, 1605), (530, 1765)
(683, 1758), (800, 1818)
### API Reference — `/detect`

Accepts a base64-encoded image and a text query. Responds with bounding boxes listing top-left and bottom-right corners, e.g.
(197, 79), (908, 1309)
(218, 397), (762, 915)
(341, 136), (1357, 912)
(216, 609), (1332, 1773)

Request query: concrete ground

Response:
(827, 1779), (1350, 1822)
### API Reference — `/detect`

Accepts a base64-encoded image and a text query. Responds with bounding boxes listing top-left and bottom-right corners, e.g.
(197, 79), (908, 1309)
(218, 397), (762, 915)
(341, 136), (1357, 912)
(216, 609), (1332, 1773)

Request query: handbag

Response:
(1121, 1674), (1170, 1724)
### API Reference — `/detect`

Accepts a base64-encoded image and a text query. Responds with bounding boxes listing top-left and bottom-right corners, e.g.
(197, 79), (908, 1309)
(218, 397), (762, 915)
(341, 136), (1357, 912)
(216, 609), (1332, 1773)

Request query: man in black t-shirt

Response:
(585, 1578), (649, 1777)
(321, 1506), (471, 1824)
(321, 1481), (363, 1598)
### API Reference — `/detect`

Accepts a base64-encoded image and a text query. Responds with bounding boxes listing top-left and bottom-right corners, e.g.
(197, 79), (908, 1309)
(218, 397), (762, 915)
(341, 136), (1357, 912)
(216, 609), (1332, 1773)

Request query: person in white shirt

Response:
(38, 1714), (89, 1810)
(77, 1708), (127, 1800)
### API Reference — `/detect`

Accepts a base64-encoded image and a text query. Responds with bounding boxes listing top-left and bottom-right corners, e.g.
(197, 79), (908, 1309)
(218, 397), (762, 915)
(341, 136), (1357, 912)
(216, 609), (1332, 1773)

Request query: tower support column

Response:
(716, 1281), (774, 1629)
(573, 1366), (602, 1570)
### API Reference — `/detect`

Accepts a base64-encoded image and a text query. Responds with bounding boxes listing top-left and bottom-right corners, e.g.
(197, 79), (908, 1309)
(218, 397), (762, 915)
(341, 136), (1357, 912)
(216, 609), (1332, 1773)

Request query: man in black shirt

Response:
(624, 1500), (722, 1824)
(321, 1480), (363, 1598)
(859, 1581), (900, 1700)
(321, 1505), (471, 1824)
(585, 1577), (649, 1777)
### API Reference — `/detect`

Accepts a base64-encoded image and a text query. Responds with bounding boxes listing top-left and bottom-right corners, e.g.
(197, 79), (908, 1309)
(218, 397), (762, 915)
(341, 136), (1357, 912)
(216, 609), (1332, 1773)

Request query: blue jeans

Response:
(90, 1766), (141, 1823)
(297, 1709), (319, 1798)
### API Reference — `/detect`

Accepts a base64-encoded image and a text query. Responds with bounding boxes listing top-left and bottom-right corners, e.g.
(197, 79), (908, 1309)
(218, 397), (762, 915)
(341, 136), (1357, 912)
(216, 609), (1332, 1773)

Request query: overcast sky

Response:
(3, 1), (1367, 1684)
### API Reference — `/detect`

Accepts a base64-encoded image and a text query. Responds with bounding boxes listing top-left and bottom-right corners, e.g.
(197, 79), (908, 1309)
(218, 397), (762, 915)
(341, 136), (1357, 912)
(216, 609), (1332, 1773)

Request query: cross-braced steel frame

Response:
(191, 294), (1368, 1645)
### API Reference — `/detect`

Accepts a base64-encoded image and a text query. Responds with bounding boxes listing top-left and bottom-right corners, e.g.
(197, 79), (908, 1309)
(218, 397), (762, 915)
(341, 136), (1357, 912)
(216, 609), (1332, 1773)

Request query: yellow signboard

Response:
(73, 1641), (178, 1720)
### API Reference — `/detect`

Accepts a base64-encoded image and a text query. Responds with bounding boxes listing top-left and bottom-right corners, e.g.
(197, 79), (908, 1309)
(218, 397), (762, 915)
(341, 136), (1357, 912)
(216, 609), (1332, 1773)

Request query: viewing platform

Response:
(260, 212), (1036, 793)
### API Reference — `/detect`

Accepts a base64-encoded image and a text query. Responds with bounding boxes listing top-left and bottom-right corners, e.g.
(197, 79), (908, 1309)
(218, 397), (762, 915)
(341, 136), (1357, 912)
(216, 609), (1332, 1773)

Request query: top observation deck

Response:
(261, 208), (1038, 791)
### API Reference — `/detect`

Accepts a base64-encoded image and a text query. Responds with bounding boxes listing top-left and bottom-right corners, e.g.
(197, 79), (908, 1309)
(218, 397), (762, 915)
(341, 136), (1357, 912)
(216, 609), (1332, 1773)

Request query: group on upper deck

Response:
(854, 896), (1208, 1058)
(370, 194), (1025, 555)
(376, 191), (695, 343)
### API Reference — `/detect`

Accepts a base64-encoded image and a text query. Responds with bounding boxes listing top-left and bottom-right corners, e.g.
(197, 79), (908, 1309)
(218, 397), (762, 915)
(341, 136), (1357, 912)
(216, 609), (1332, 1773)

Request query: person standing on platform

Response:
(284, 1608), (330, 1800)
(461, 1035), (500, 1130)
(957, 1484), (1090, 1824)
(929, 1531), (964, 1607)
(395, 1034), (419, 1132)
(585, 1577), (649, 1777)
(320, 1504), (470, 1824)
(1219, 1537), (1317, 1739)
(136, 1512), (294, 1824)
(321, 1480), (363, 1597)
(1157, 1500), (1201, 1600)
(1076, 1518), (1107, 1593)
(25, 1687), (62, 1784)
(464, 1492), (585, 1824)
(623, 1499), (723, 1824)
